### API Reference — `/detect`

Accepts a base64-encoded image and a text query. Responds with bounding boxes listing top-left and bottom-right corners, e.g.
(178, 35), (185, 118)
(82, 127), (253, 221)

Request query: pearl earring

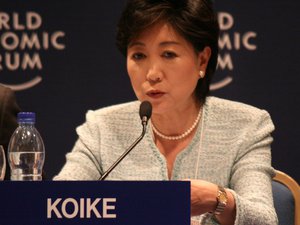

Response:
(199, 70), (205, 79)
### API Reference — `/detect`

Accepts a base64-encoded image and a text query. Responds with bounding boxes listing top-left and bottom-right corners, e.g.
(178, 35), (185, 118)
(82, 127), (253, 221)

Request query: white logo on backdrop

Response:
(0, 12), (66, 91)
(210, 12), (258, 90)
(0, 11), (256, 91)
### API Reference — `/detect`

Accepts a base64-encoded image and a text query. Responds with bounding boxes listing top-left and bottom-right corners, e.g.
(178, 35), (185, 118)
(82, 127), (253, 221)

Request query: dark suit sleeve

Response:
(0, 87), (20, 151)
(0, 86), (21, 179)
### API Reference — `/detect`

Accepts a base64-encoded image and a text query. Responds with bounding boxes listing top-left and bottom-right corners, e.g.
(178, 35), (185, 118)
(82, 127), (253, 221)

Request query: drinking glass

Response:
(0, 145), (6, 181)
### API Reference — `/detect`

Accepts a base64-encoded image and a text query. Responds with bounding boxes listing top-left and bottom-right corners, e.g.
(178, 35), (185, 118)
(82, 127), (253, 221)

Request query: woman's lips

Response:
(146, 90), (165, 98)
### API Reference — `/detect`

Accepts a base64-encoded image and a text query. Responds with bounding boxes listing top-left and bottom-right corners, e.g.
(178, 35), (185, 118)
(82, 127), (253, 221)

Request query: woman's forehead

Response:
(130, 22), (185, 44)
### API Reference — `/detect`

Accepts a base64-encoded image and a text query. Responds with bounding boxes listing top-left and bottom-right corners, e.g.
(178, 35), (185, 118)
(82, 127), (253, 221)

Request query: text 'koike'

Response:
(47, 198), (117, 219)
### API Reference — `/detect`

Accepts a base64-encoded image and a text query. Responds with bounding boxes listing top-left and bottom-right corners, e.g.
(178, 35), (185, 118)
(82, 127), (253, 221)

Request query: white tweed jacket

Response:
(54, 96), (278, 225)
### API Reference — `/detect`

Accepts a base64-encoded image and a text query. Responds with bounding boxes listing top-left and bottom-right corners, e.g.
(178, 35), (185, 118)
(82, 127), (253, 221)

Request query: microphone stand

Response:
(99, 116), (148, 181)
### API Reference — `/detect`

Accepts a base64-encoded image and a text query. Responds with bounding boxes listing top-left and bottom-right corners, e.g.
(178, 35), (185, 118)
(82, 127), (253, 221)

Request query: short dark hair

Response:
(116, 0), (219, 102)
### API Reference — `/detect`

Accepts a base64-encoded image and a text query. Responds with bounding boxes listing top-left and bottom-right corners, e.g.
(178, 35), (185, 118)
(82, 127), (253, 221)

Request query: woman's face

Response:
(127, 22), (211, 115)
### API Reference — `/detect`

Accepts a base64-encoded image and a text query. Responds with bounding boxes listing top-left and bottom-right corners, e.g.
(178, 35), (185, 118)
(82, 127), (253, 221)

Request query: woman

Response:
(54, 0), (278, 224)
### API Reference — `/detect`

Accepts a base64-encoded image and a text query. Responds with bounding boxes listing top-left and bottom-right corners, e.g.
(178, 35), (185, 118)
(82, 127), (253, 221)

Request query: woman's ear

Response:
(197, 46), (211, 74)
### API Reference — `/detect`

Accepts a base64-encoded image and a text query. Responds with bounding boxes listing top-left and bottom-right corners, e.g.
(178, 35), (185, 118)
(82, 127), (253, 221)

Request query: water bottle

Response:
(8, 112), (45, 181)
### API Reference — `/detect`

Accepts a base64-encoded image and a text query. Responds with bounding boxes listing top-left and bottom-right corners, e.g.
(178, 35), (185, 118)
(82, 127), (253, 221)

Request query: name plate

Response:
(0, 181), (190, 225)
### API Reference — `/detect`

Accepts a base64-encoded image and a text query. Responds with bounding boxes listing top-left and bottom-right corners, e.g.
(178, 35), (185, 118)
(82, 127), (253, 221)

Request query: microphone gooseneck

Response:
(99, 101), (152, 180)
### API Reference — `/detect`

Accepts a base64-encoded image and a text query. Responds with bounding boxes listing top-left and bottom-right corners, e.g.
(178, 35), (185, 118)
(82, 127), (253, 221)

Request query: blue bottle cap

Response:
(17, 112), (36, 123)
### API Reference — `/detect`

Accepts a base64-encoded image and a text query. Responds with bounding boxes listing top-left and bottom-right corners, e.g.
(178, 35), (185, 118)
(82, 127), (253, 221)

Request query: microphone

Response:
(139, 100), (152, 126)
(99, 101), (152, 180)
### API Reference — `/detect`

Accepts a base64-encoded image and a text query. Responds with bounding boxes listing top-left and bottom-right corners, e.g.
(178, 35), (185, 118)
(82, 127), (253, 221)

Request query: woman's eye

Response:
(132, 53), (146, 60)
(162, 51), (177, 59)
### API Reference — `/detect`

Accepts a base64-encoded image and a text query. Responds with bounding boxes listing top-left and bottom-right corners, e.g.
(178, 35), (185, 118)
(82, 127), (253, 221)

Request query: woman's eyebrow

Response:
(128, 41), (181, 48)
(128, 41), (145, 48)
(159, 41), (181, 46)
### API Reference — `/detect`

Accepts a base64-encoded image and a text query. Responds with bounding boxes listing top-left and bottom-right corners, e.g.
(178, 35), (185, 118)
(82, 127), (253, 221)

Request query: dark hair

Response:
(116, 0), (219, 102)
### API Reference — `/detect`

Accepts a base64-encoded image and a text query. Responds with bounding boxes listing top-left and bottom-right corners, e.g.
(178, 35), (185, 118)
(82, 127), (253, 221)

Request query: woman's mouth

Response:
(146, 90), (165, 99)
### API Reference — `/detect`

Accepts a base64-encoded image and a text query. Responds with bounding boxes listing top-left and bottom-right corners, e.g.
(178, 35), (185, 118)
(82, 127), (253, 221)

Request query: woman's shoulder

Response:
(85, 100), (140, 123)
(94, 101), (139, 114)
(206, 96), (269, 114)
(204, 96), (273, 124)
(204, 96), (275, 141)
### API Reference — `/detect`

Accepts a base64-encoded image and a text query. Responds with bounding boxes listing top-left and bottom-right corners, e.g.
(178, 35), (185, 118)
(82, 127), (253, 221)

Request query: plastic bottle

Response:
(8, 112), (45, 181)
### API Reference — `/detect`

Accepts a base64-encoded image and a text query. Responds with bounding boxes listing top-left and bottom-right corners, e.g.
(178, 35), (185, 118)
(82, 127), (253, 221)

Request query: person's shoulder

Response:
(205, 96), (275, 136)
(0, 84), (12, 98)
(205, 96), (272, 122)
(94, 101), (139, 115)
(85, 101), (140, 122)
(0, 84), (9, 91)
(0, 85), (19, 112)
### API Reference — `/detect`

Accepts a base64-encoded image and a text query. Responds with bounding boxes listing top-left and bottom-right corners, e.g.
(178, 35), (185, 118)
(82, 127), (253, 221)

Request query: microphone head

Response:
(139, 101), (152, 120)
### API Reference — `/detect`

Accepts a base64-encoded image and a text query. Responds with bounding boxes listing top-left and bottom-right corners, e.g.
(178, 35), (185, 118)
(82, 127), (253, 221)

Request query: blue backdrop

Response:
(0, 0), (299, 181)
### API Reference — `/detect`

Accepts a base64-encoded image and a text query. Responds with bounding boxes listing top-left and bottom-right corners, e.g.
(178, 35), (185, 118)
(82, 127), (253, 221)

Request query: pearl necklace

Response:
(151, 108), (202, 141)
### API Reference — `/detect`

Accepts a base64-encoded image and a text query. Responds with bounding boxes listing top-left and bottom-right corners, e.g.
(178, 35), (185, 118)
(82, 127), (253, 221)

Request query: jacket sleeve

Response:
(0, 86), (20, 151)
(229, 110), (278, 225)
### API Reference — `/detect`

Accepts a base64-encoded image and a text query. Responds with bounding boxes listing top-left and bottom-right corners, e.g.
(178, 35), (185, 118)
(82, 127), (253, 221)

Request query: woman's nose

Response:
(146, 66), (163, 83)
